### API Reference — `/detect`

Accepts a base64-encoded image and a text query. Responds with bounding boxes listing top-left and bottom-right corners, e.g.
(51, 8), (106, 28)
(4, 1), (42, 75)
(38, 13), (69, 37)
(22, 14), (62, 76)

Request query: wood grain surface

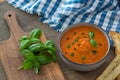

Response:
(0, 11), (65, 80)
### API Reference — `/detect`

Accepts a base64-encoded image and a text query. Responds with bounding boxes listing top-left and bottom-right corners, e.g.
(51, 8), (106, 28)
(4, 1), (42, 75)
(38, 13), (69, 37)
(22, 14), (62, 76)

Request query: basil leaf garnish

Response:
(90, 39), (97, 47)
(89, 31), (94, 39)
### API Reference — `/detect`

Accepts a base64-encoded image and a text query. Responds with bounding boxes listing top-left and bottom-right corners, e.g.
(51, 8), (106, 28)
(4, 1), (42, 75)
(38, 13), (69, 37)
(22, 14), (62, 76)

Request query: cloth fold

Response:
(7, 0), (120, 33)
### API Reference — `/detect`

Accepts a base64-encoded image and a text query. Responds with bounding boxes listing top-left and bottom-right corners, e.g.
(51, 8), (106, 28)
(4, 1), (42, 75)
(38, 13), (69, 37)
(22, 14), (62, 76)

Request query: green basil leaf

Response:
(90, 39), (97, 47)
(38, 55), (52, 64)
(27, 54), (36, 61)
(46, 46), (56, 52)
(52, 55), (57, 62)
(89, 31), (94, 39)
(20, 39), (32, 50)
(30, 29), (42, 39)
(47, 50), (57, 62)
(21, 49), (33, 57)
(31, 38), (42, 43)
(22, 60), (33, 70)
(47, 50), (55, 56)
(21, 50), (36, 62)
(28, 43), (41, 52)
(43, 40), (56, 52)
(19, 36), (30, 43)
(44, 40), (54, 46)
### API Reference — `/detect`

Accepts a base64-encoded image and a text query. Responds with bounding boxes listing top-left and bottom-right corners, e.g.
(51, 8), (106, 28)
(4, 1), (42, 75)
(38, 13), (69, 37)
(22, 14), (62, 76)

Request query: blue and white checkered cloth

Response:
(7, 0), (120, 33)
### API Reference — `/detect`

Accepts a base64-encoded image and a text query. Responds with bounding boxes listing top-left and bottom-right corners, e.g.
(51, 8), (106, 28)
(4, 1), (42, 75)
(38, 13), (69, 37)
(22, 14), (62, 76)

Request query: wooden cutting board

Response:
(0, 11), (65, 80)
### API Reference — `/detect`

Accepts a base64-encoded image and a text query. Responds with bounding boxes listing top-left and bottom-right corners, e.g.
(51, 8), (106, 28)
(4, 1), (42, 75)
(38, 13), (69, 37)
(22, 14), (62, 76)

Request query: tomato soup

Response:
(60, 26), (108, 64)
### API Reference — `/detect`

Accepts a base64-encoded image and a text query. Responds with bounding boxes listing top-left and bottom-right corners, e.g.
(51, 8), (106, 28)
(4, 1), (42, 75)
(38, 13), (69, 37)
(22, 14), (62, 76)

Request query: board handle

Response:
(4, 11), (25, 39)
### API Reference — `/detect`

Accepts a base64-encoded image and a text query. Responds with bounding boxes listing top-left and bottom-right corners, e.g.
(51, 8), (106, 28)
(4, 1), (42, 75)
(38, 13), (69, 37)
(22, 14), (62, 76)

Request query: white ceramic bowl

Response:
(57, 23), (110, 71)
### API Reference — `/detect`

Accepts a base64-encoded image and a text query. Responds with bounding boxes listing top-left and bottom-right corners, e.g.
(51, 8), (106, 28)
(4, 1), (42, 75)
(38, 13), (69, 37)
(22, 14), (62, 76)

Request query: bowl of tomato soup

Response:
(57, 23), (110, 71)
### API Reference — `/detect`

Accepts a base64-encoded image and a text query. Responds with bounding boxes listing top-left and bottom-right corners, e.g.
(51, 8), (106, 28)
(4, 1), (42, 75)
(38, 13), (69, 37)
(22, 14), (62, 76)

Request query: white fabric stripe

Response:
(59, 11), (78, 32)
(29, 0), (41, 14)
(102, 11), (113, 30)
(94, 0), (109, 25)
(85, 14), (93, 23)
(7, 0), (15, 4)
(58, 0), (90, 31)
(59, 8), (83, 31)
(48, 0), (64, 22)
(85, 1), (98, 13)
(59, 3), (84, 16)
(66, 0), (98, 25)
(26, 1), (38, 13)
(62, 3), (84, 8)
(75, 0), (100, 23)
(21, 1), (35, 13)
(94, 13), (102, 25)
(85, 1), (99, 22)
(41, 0), (65, 24)
(111, 11), (120, 31)
(43, 0), (56, 18)
(52, 0), (65, 16)
(106, 0), (117, 10)
(59, 1), (89, 32)
(14, 0), (24, 8)
(35, 0), (46, 15)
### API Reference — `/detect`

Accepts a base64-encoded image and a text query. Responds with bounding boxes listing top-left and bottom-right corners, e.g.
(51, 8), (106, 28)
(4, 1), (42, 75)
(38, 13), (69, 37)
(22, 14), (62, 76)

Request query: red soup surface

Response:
(60, 26), (108, 64)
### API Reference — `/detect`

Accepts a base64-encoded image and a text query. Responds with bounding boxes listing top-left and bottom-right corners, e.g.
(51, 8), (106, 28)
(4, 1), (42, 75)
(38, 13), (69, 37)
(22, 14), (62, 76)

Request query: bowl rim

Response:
(57, 22), (110, 66)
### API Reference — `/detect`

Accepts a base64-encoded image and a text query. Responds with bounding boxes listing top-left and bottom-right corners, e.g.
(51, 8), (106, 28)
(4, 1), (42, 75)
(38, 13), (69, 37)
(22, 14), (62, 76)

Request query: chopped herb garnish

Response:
(81, 55), (86, 61)
(71, 53), (74, 57)
(74, 37), (79, 42)
(67, 44), (71, 48)
(91, 50), (97, 55)
(89, 31), (94, 39)
(90, 39), (97, 47)
(72, 37), (79, 44)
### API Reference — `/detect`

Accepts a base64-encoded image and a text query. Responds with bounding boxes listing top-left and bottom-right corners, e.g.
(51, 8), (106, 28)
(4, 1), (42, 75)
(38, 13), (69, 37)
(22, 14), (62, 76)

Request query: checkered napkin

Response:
(7, 0), (120, 33)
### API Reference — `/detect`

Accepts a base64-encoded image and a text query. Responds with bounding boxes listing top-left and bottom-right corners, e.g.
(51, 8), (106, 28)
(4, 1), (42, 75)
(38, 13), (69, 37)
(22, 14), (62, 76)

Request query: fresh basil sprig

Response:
(89, 31), (97, 47)
(18, 28), (57, 74)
